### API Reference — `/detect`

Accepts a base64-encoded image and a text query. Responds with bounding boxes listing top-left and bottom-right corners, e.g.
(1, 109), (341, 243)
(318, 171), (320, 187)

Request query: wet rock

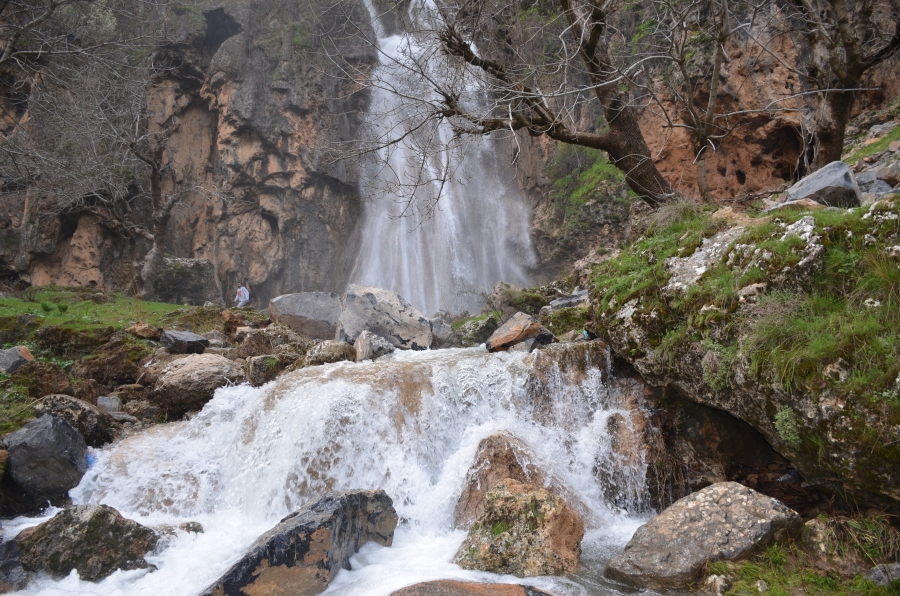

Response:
(548, 288), (589, 310)
(0, 346), (33, 374)
(9, 361), (71, 398)
(34, 395), (115, 447)
(457, 316), (498, 346)
(783, 160), (861, 208)
(604, 482), (802, 590)
(485, 312), (554, 353)
(234, 325), (313, 360)
(430, 317), (463, 349)
(15, 504), (158, 581)
(337, 285), (433, 350)
(0, 540), (28, 592)
(269, 292), (342, 340)
(4, 414), (88, 510)
(865, 563), (900, 587)
(454, 434), (544, 528)
(159, 329), (210, 354)
(125, 323), (162, 341)
(454, 478), (583, 576)
(179, 521), (204, 534)
(389, 580), (555, 596)
(304, 340), (357, 367)
(96, 395), (123, 413)
(153, 353), (243, 415)
(354, 330), (395, 361)
(246, 355), (282, 386)
(200, 489), (398, 596)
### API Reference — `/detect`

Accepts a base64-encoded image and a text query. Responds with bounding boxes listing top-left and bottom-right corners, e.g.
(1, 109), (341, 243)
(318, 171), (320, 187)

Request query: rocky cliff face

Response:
(1, 0), (376, 305)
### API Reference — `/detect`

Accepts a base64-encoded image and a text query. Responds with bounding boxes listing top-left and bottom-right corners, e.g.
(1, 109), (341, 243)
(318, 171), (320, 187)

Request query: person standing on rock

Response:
(234, 283), (250, 308)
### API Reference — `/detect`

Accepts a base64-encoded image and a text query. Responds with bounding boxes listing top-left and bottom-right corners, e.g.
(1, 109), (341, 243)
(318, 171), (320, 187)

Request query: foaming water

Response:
(349, 0), (535, 316)
(5, 344), (655, 596)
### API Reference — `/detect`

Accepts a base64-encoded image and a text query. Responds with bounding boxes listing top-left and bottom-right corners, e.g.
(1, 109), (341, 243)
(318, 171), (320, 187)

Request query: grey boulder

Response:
(868, 179), (895, 197)
(866, 563), (900, 587)
(200, 489), (398, 596)
(34, 395), (116, 447)
(783, 160), (860, 208)
(159, 329), (210, 354)
(354, 330), (395, 361)
(269, 292), (342, 340)
(0, 540), (27, 592)
(337, 285), (433, 350)
(604, 482), (802, 590)
(153, 353), (243, 414)
(0, 346), (34, 374)
(429, 317), (462, 349)
(96, 395), (123, 413)
(15, 504), (158, 581)
(4, 414), (88, 510)
(549, 288), (589, 310)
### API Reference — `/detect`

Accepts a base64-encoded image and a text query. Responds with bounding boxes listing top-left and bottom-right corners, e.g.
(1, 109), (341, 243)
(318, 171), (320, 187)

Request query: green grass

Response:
(542, 306), (590, 335)
(844, 125), (900, 164)
(0, 372), (36, 435)
(0, 286), (188, 333)
(451, 312), (498, 332)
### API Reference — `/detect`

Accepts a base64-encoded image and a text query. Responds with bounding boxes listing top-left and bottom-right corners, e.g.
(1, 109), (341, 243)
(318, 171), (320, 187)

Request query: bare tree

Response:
(786, 0), (900, 169)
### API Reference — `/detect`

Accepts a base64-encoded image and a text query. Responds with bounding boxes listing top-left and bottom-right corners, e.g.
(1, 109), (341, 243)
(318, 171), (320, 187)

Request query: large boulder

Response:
(429, 317), (462, 349)
(33, 395), (116, 447)
(159, 329), (210, 354)
(454, 435), (544, 528)
(269, 292), (343, 340)
(390, 581), (554, 596)
(454, 478), (583, 577)
(354, 330), (395, 361)
(304, 340), (357, 367)
(337, 285), (433, 350)
(152, 256), (222, 307)
(0, 346), (33, 374)
(782, 160), (861, 208)
(15, 504), (158, 581)
(605, 482), (803, 590)
(485, 312), (555, 353)
(4, 414), (88, 510)
(200, 489), (398, 596)
(152, 353), (244, 414)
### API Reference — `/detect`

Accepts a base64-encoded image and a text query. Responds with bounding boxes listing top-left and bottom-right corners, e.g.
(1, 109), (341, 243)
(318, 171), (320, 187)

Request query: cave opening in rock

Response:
(202, 8), (242, 57)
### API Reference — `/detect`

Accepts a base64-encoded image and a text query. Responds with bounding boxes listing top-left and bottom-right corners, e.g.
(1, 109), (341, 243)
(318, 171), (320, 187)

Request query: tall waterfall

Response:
(7, 344), (653, 596)
(349, 0), (536, 316)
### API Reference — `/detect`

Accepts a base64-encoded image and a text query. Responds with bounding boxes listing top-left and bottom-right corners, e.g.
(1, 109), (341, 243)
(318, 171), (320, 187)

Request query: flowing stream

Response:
(5, 344), (656, 596)
(349, 0), (536, 316)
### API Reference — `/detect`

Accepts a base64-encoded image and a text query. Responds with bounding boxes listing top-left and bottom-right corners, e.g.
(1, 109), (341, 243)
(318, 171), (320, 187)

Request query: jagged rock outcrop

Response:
(337, 285), (433, 350)
(200, 489), (397, 596)
(605, 482), (802, 590)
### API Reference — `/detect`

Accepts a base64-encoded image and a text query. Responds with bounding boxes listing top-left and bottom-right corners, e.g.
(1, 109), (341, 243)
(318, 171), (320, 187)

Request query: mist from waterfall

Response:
(5, 345), (653, 596)
(349, 0), (536, 316)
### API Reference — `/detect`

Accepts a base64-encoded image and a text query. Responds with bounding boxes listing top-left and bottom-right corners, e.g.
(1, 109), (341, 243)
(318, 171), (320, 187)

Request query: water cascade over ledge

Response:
(349, 0), (536, 316)
(7, 343), (656, 596)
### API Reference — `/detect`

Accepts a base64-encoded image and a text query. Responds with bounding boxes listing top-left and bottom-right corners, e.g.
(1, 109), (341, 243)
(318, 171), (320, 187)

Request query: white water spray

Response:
(6, 344), (653, 596)
(349, 0), (536, 316)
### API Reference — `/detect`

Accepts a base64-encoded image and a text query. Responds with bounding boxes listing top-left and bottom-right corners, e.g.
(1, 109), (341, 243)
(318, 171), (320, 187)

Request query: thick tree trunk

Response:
(140, 216), (169, 301)
(812, 90), (854, 169)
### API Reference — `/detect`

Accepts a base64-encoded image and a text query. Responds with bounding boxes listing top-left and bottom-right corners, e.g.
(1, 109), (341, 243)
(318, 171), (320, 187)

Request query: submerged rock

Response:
(16, 505), (159, 581)
(485, 312), (554, 353)
(269, 292), (342, 340)
(337, 285), (433, 350)
(152, 353), (243, 414)
(454, 434), (544, 528)
(4, 414), (88, 510)
(454, 478), (583, 576)
(354, 330), (395, 361)
(33, 395), (115, 447)
(200, 489), (398, 596)
(389, 580), (555, 595)
(605, 482), (802, 590)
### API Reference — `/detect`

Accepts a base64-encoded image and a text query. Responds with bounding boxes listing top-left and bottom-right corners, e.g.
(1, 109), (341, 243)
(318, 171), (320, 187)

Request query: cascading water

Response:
(349, 0), (536, 316)
(5, 343), (656, 596)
